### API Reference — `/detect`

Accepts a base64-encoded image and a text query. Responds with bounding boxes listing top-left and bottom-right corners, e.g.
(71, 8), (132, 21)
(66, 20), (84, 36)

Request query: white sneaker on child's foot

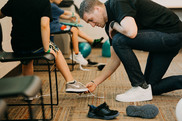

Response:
(116, 84), (153, 102)
(66, 80), (88, 93)
(70, 52), (88, 66)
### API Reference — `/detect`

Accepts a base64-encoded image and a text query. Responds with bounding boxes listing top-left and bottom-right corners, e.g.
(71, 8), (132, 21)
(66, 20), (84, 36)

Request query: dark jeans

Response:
(112, 30), (182, 95)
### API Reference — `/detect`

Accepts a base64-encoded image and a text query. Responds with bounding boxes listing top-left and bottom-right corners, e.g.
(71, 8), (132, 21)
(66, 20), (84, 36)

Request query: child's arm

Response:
(40, 16), (50, 52)
(60, 10), (80, 23)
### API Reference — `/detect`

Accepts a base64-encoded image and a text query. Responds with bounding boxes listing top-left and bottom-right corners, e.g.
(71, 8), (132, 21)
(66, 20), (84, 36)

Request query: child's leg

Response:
(22, 60), (34, 75)
(77, 29), (93, 43)
(77, 28), (104, 47)
(70, 27), (80, 54)
(54, 50), (74, 82)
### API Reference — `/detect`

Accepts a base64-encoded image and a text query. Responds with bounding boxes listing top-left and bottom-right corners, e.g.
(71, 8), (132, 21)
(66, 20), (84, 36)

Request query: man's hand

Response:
(85, 81), (97, 93)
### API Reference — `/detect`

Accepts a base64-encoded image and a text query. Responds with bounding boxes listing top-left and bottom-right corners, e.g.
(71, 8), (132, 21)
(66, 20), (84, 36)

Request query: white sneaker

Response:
(116, 84), (153, 102)
(70, 52), (88, 66)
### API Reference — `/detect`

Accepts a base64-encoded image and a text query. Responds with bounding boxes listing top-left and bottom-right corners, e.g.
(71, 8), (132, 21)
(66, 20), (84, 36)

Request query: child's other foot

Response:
(70, 52), (88, 66)
(92, 37), (104, 47)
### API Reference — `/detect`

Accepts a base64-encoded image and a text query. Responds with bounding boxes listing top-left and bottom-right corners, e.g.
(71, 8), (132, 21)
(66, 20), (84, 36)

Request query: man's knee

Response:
(112, 33), (128, 49)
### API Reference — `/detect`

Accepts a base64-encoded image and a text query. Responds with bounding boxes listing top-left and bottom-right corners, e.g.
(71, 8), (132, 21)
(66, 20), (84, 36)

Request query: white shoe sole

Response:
(116, 95), (153, 102)
(66, 88), (88, 93)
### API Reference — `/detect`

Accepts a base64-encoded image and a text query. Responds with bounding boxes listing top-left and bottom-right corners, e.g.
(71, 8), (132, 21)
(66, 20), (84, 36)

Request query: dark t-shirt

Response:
(1, 0), (52, 51)
(105, 0), (182, 45)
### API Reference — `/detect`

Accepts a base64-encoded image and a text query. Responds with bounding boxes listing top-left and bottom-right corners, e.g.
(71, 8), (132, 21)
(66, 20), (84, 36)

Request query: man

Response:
(79, 0), (182, 102)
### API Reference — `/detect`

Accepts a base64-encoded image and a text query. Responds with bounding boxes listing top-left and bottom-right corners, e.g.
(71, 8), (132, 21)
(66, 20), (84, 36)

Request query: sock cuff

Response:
(67, 80), (75, 84)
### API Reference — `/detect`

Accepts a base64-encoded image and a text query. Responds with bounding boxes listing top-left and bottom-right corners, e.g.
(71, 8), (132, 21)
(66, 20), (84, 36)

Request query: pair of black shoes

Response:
(87, 102), (119, 120)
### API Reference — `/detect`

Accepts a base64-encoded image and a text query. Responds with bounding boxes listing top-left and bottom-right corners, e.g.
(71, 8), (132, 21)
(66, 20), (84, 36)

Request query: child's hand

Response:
(70, 16), (77, 23)
(49, 48), (56, 57)
(70, 13), (80, 23)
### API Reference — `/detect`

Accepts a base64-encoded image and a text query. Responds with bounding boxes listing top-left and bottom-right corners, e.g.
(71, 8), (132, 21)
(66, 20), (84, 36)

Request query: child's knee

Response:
(71, 27), (78, 33)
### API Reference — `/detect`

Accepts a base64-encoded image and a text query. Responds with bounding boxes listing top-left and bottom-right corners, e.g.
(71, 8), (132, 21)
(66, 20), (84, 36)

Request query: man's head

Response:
(79, 0), (107, 28)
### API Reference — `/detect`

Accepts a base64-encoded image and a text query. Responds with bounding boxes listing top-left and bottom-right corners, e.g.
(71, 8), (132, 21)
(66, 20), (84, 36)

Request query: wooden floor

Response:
(4, 48), (182, 121)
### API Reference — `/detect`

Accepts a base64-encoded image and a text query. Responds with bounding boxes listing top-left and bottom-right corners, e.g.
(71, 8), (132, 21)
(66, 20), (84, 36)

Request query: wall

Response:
(0, 0), (20, 78)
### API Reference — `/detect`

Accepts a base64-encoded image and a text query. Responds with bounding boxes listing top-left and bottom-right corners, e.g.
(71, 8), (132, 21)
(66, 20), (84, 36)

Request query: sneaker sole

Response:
(126, 104), (159, 119)
(66, 89), (88, 93)
(87, 112), (120, 120)
(115, 96), (153, 102)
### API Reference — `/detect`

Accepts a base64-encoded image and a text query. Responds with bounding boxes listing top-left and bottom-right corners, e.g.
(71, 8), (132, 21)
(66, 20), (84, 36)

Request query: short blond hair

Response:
(79, 0), (103, 19)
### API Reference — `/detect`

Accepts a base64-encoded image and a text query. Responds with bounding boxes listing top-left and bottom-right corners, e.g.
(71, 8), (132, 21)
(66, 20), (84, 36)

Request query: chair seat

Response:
(0, 51), (54, 62)
(51, 30), (71, 34)
(0, 76), (41, 98)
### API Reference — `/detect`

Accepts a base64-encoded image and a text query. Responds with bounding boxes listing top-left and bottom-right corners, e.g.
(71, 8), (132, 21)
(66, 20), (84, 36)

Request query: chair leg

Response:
(27, 100), (33, 120)
(47, 62), (53, 120)
(40, 89), (45, 120)
(69, 33), (75, 71)
(54, 60), (59, 105)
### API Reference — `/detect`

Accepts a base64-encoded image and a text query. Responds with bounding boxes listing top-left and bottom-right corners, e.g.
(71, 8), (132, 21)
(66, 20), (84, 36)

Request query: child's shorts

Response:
(16, 41), (59, 65)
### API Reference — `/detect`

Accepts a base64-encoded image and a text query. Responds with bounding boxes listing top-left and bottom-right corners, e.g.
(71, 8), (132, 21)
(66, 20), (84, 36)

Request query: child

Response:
(50, 0), (104, 66)
(0, 0), (88, 93)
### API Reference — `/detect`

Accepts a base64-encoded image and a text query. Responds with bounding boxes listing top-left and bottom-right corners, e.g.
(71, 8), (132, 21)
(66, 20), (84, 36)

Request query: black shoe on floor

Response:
(92, 37), (104, 47)
(87, 102), (119, 120)
(87, 59), (98, 66)
(97, 64), (105, 71)
(126, 104), (159, 119)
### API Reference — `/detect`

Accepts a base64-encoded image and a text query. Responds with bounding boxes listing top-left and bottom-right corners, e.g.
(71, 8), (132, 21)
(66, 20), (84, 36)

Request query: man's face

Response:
(83, 7), (106, 28)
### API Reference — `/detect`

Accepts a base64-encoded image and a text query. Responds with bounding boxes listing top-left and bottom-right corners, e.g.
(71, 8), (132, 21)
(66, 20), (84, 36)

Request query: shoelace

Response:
(76, 81), (104, 99)
(32, 91), (104, 99)
(33, 83), (104, 99)
(79, 64), (90, 71)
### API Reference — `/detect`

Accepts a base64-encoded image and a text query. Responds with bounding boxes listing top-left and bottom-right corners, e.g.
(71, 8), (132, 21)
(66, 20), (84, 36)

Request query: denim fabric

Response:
(112, 30), (182, 95)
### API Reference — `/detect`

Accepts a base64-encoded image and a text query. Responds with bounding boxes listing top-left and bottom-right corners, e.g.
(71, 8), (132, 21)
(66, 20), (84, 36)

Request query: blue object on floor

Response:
(102, 39), (111, 57)
(79, 42), (91, 58)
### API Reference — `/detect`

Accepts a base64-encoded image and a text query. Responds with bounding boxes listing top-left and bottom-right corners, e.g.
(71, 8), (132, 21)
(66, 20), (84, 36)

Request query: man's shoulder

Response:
(109, 0), (128, 6)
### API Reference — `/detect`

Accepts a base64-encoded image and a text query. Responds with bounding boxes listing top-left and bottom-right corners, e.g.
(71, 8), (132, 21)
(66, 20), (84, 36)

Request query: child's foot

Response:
(92, 37), (104, 47)
(70, 52), (88, 66)
(66, 80), (88, 93)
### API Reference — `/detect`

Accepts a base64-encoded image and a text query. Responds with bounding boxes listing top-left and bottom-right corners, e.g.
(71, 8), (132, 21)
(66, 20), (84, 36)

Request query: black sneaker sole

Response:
(88, 112), (119, 120)
(126, 104), (159, 119)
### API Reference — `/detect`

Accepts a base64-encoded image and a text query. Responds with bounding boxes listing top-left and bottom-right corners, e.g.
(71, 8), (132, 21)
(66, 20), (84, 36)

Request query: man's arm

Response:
(111, 16), (138, 39)
(0, 11), (6, 19)
(86, 47), (121, 92)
